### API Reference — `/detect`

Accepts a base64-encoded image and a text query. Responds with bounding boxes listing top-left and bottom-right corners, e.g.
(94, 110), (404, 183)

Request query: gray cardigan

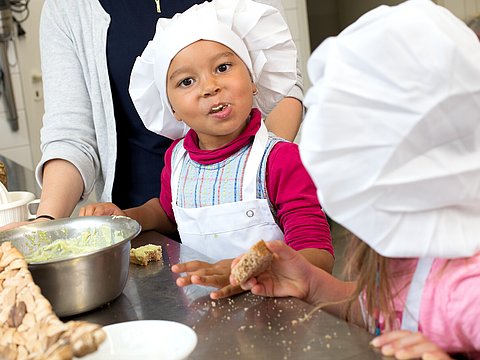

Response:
(37, 0), (303, 203)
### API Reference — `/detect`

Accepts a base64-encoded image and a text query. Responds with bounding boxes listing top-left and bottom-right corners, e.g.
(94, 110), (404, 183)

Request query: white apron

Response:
(401, 257), (434, 331)
(171, 122), (284, 261)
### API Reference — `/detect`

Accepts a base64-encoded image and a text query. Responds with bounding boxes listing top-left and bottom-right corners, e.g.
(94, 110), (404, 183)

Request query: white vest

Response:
(171, 122), (284, 261)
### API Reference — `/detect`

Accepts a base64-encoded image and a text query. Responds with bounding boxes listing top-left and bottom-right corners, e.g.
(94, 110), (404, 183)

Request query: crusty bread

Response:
(129, 244), (162, 266)
(231, 240), (273, 283)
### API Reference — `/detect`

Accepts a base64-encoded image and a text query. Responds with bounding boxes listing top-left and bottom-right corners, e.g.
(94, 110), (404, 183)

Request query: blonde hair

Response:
(342, 235), (397, 331)
(301, 233), (400, 331)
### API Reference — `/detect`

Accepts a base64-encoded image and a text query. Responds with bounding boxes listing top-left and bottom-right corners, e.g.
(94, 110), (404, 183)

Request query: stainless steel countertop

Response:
(66, 231), (383, 359)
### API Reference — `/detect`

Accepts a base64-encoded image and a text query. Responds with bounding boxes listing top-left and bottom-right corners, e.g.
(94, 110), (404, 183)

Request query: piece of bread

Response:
(231, 240), (273, 283)
(129, 244), (162, 266)
(0, 242), (106, 360)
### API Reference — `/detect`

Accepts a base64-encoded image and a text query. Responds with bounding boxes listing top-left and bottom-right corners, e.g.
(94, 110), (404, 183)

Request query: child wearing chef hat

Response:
(231, 0), (480, 358)
(81, 0), (334, 299)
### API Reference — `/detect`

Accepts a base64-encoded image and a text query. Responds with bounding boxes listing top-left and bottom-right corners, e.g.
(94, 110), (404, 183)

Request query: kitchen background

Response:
(0, 0), (479, 197)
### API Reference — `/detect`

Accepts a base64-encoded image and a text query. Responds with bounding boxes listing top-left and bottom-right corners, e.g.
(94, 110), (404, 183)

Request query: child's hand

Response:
(230, 240), (313, 302)
(79, 202), (126, 217)
(370, 330), (452, 359)
(171, 259), (244, 299)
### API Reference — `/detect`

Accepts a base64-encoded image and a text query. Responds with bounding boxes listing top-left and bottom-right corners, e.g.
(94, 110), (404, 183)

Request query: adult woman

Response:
(5, 0), (303, 228)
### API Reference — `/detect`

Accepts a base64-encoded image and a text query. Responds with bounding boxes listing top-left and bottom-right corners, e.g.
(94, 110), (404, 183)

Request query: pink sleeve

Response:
(446, 274), (480, 352)
(159, 140), (181, 224)
(421, 255), (480, 353)
(266, 142), (333, 256)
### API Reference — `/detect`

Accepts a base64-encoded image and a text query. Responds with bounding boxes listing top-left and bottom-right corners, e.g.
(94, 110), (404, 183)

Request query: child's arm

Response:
(266, 142), (335, 272)
(232, 240), (359, 314)
(124, 198), (176, 233)
(264, 97), (302, 141)
(171, 249), (333, 301)
(80, 198), (176, 234)
(298, 248), (334, 274)
(370, 330), (452, 360)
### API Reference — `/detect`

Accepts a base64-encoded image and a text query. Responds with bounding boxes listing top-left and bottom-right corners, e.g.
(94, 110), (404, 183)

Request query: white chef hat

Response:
(129, 0), (297, 139)
(300, 0), (480, 258)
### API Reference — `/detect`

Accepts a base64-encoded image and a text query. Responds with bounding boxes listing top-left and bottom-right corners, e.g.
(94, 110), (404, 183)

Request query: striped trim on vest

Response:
(171, 134), (285, 209)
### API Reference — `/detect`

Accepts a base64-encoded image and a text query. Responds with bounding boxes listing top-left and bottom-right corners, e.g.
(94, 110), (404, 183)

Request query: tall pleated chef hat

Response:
(300, 0), (480, 258)
(129, 0), (297, 140)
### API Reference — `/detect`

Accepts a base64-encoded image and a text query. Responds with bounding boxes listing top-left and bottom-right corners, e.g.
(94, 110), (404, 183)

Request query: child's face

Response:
(167, 40), (256, 150)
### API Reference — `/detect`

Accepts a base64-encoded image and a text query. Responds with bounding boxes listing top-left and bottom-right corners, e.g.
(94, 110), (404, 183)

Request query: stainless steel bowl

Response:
(0, 216), (141, 317)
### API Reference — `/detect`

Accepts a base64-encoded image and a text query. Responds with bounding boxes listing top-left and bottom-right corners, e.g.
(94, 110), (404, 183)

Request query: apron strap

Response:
(401, 257), (434, 331)
(241, 120), (269, 201)
(171, 143), (187, 206)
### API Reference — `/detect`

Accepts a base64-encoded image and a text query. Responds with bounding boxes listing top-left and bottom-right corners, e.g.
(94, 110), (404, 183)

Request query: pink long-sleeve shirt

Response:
(159, 109), (333, 255)
(382, 254), (480, 357)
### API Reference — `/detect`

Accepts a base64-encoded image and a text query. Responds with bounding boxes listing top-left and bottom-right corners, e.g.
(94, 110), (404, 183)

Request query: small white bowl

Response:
(81, 320), (198, 360)
(0, 191), (37, 226)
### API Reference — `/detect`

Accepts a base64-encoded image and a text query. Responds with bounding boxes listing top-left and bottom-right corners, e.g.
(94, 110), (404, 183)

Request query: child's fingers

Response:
(394, 342), (445, 360)
(423, 351), (452, 360)
(265, 240), (298, 262)
(230, 256), (242, 269)
(210, 284), (243, 300)
(371, 330), (448, 360)
(239, 277), (258, 290)
(171, 260), (210, 273)
(370, 330), (415, 347)
(190, 274), (229, 288)
(175, 275), (193, 287)
(264, 239), (286, 253)
(250, 282), (268, 296)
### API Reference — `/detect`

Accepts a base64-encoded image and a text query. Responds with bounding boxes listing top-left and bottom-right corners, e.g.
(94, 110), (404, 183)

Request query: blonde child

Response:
(232, 0), (480, 358)
(81, 0), (333, 299)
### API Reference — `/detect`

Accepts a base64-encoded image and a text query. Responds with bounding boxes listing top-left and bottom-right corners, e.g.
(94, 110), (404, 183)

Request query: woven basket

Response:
(0, 242), (106, 360)
(0, 161), (6, 188)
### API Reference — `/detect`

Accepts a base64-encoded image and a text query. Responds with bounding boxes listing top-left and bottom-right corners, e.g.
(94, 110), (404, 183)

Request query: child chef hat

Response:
(129, 0), (297, 139)
(300, 0), (480, 258)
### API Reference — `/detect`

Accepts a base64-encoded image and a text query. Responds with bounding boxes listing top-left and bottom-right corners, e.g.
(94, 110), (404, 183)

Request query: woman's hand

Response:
(230, 240), (314, 302)
(370, 330), (452, 359)
(0, 217), (51, 232)
(172, 259), (243, 300)
(79, 202), (126, 217)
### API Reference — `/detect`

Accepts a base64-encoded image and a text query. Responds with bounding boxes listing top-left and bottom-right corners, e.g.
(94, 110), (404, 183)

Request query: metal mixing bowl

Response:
(0, 216), (141, 317)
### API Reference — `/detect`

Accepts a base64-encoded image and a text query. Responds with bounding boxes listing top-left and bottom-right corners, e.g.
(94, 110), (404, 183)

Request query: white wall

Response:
(282, 0), (312, 88)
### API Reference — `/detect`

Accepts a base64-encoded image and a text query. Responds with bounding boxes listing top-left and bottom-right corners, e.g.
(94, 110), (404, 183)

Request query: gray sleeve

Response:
(253, 0), (304, 103)
(37, 0), (99, 198)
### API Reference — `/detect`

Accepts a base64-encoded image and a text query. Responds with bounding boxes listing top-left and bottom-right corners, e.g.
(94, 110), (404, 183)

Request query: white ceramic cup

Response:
(0, 191), (39, 227)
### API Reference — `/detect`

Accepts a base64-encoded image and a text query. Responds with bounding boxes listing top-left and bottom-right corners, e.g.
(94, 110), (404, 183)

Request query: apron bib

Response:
(171, 122), (284, 261)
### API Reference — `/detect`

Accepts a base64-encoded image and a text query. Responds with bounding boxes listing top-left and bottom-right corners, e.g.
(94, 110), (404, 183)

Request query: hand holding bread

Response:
(231, 240), (273, 284)
(230, 240), (320, 302)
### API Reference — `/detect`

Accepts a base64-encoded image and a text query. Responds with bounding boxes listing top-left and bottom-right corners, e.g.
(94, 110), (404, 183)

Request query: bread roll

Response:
(130, 244), (162, 266)
(231, 240), (273, 283)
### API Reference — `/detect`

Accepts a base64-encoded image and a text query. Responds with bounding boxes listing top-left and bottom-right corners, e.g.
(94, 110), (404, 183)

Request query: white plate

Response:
(81, 320), (197, 360)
